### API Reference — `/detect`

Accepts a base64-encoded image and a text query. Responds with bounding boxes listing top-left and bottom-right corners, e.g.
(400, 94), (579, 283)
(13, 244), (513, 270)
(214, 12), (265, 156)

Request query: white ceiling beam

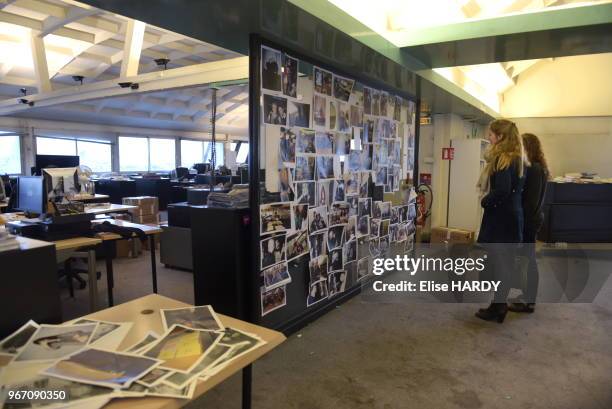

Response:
(0, 10), (95, 43)
(39, 6), (100, 37)
(30, 30), (52, 93)
(120, 19), (145, 77)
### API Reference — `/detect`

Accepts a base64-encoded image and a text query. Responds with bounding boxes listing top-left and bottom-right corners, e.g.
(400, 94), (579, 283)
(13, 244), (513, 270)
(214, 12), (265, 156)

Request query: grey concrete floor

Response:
(62, 251), (612, 409)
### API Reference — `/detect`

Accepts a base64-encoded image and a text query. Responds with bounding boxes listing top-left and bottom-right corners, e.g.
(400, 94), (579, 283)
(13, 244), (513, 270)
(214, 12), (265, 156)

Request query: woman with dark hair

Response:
(509, 133), (549, 313)
(475, 119), (525, 323)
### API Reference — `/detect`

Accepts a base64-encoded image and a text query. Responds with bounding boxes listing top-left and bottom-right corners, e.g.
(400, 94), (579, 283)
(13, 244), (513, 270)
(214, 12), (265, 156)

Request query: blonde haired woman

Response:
(476, 119), (525, 323)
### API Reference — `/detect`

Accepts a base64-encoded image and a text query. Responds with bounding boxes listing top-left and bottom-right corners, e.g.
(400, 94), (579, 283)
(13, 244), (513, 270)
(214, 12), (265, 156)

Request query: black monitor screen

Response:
(17, 176), (45, 215)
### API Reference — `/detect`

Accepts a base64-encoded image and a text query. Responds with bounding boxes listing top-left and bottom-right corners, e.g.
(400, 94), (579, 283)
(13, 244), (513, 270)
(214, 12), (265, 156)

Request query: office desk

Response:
(85, 204), (138, 216)
(72, 193), (110, 204)
(82, 294), (286, 409)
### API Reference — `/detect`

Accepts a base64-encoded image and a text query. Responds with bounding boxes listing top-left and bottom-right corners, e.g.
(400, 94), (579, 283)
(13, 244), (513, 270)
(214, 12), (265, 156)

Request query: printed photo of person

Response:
(333, 75), (354, 102)
(317, 179), (334, 208)
(373, 201), (382, 219)
(350, 105), (363, 127)
(346, 195), (358, 217)
(15, 324), (97, 362)
(328, 271), (347, 297)
(344, 239), (357, 263)
(375, 166), (387, 186)
(369, 237), (380, 257)
(344, 173), (359, 195)
(294, 181), (315, 206)
(357, 215), (370, 238)
(309, 232), (328, 259)
(316, 155), (335, 180)
(260, 203), (292, 234)
(288, 101), (310, 128)
(379, 235), (390, 256)
(263, 94), (287, 126)
(333, 179), (345, 202)
(330, 203), (349, 225)
(261, 285), (286, 316)
(282, 54), (297, 97)
(334, 133), (351, 156)
(262, 262), (291, 290)
(380, 219), (390, 237)
(314, 67), (332, 96)
(347, 150), (362, 172)
(315, 132), (334, 155)
(345, 216), (357, 242)
(397, 223), (408, 242)
(328, 248), (343, 272)
(370, 218), (381, 238)
(260, 234), (286, 269)
(337, 102), (350, 133)
(261, 46), (282, 92)
(294, 156), (315, 181)
(327, 225), (344, 250)
(329, 100), (337, 130)
(358, 197), (372, 217)
(286, 230), (309, 261)
(371, 89), (380, 116)
(278, 168), (293, 202)
(308, 205), (328, 233)
(313, 95), (327, 129)
(279, 127), (296, 165)
(363, 118), (374, 144)
(309, 255), (328, 282)
(363, 87), (372, 115)
(390, 207), (400, 224)
(380, 91), (388, 117)
(357, 257), (369, 281)
(291, 203), (309, 231)
(307, 279), (329, 307)
(389, 223), (399, 242)
(359, 172), (369, 198)
(381, 202), (392, 220)
(296, 129), (315, 154)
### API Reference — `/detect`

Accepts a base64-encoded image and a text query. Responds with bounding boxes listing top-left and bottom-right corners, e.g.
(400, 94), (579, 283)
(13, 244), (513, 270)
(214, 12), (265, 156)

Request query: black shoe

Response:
(475, 303), (508, 323)
(508, 302), (535, 313)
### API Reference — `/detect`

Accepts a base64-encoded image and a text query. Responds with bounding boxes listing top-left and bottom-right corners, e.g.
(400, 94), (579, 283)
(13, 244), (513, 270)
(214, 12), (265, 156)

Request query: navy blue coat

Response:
(478, 158), (525, 243)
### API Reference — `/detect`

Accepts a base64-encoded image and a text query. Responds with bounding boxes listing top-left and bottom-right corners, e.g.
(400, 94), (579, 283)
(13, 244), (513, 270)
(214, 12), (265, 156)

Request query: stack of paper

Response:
(0, 229), (19, 253)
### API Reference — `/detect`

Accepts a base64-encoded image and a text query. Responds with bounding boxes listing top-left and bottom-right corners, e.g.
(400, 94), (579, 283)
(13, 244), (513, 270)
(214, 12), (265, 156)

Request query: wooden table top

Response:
(85, 204), (138, 215)
(92, 219), (163, 238)
(53, 236), (102, 251)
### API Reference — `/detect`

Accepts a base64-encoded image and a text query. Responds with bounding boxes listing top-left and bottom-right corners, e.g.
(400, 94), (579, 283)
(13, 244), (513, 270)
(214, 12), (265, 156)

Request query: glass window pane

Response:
(77, 141), (112, 173)
(119, 137), (148, 172)
(36, 137), (76, 155)
(149, 138), (176, 171)
(0, 134), (21, 174)
(203, 142), (225, 168)
(180, 140), (203, 168)
(236, 143), (249, 164)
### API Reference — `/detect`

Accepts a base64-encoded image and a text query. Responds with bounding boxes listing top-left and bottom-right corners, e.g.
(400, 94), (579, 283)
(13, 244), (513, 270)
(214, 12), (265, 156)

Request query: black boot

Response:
(475, 303), (508, 323)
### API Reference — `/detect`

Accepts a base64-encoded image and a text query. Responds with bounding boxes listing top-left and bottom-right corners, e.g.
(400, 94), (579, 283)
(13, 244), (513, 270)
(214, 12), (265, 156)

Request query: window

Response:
(181, 140), (204, 168)
(236, 142), (249, 164)
(77, 140), (112, 172)
(119, 137), (148, 172)
(203, 142), (225, 167)
(0, 134), (21, 174)
(149, 138), (176, 171)
(36, 137), (76, 155)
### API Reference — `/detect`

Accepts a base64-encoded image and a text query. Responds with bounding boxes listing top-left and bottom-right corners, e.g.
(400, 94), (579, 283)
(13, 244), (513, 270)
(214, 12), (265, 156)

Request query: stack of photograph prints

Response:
(258, 44), (418, 319)
(0, 306), (266, 407)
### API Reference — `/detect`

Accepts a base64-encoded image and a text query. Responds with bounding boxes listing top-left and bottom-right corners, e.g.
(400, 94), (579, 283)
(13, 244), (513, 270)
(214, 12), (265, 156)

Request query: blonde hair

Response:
(486, 119), (524, 177)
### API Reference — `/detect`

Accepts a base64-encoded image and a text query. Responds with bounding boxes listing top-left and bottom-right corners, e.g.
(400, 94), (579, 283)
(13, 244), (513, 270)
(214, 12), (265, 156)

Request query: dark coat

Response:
(478, 158), (525, 243)
(522, 162), (548, 236)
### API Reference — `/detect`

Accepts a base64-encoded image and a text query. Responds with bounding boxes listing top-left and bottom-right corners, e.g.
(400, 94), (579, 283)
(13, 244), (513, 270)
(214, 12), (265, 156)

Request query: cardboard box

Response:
(115, 238), (142, 258)
(122, 196), (159, 216)
(430, 226), (475, 244)
(132, 214), (160, 225)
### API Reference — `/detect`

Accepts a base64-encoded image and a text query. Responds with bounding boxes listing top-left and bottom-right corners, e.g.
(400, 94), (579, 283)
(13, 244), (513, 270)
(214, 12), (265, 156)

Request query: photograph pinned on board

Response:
(261, 46), (282, 92)
(262, 262), (291, 290)
(294, 156), (315, 182)
(313, 95), (327, 129)
(314, 66), (332, 96)
(394, 95), (402, 121)
(357, 236), (370, 260)
(260, 202), (292, 235)
(357, 257), (369, 281)
(406, 219), (416, 236)
(378, 139), (389, 166)
(279, 127), (296, 166)
(15, 323), (97, 362)
(385, 175), (393, 193)
(333, 74), (354, 102)
(337, 102), (350, 132)
(344, 260), (357, 285)
(260, 233), (287, 269)
(407, 100), (416, 125)
(373, 201), (382, 219)
(404, 235), (415, 254)
(371, 89), (380, 116)
(286, 229), (309, 261)
(350, 105), (363, 127)
(357, 215), (370, 238)
(392, 165), (401, 192)
(125, 331), (160, 354)
(316, 179), (334, 209)
(282, 54), (298, 97)
(346, 195), (358, 217)
(380, 91), (388, 117)
(288, 101), (310, 128)
(327, 225), (345, 250)
(334, 132), (351, 156)
(261, 285), (287, 317)
(328, 271), (347, 297)
(309, 231), (328, 259)
(308, 205), (328, 233)
(363, 87), (372, 115)
(345, 215), (357, 242)
(294, 181), (315, 207)
(381, 219), (390, 237)
(379, 235), (390, 255)
(360, 145), (372, 171)
(309, 255), (328, 282)
(408, 203), (417, 220)
(397, 205), (408, 223)
(390, 206), (400, 224)
(375, 166), (387, 186)
(42, 347), (161, 389)
(369, 237), (380, 257)
(263, 94), (287, 126)
(387, 96), (395, 121)
(316, 155), (335, 180)
(330, 202), (349, 225)
(329, 100), (338, 130)
(307, 279), (329, 307)
(278, 167), (294, 202)
(359, 172), (369, 198)
(406, 149), (415, 173)
(333, 179), (345, 203)
(370, 218), (381, 238)
(363, 118), (374, 144)
(315, 132), (334, 155)
(328, 248), (343, 272)
(344, 238), (357, 263)
(389, 223), (399, 242)
(296, 129), (316, 154)
(358, 197), (372, 218)
(344, 172), (359, 195)
(347, 150), (362, 172)
(0, 320), (39, 355)
(291, 204), (309, 234)
(381, 201), (392, 219)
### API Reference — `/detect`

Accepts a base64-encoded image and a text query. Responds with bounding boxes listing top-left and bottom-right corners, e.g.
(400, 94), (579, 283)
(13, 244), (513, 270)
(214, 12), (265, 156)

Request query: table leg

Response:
(242, 365), (252, 409)
(87, 249), (98, 312)
(150, 236), (158, 293)
(104, 241), (115, 307)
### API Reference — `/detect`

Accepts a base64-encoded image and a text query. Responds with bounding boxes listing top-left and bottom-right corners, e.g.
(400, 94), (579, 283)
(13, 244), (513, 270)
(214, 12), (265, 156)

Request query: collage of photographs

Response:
(259, 45), (418, 317)
(0, 306), (267, 408)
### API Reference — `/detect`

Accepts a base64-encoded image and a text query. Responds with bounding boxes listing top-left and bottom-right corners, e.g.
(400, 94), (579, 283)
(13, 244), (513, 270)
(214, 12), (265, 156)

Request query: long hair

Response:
(522, 133), (550, 178)
(486, 119), (524, 177)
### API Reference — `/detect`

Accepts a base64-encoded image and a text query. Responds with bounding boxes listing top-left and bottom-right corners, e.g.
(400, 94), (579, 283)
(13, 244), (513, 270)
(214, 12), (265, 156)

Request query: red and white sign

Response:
(442, 147), (454, 160)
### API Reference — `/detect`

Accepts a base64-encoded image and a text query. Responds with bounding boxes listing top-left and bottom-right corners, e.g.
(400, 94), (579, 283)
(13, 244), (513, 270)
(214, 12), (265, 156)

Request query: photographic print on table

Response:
(357, 215), (370, 238)
(260, 202), (292, 235)
(296, 129), (315, 154)
(330, 202), (349, 225)
(337, 102), (350, 132)
(286, 229), (309, 261)
(333, 74), (354, 102)
(375, 166), (387, 186)
(261, 285), (287, 317)
(357, 257), (369, 281)
(350, 105), (363, 127)
(260, 233), (287, 269)
(125, 331), (160, 354)
(333, 179), (345, 202)
(328, 248), (343, 272)
(316, 155), (335, 180)
(313, 95), (327, 129)
(124, 379), (196, 399)
(42, 347), (161, 389)
(307, 279), (329, 307)
(278, 168), (293, 202)
(309, 255), (328, 282)
(363, 87), (372, 115)
(344, 239), (357, 263)
(263, 94), (287, 126)
(315, 132), (333, 155)
(327, 225), (345, 250)
(288, 101), (310, 128)
(358, 197), (372, 217)
(0, 320), (39, 355)
(15, 323), (97, 362)
(328, 271), (347, 297)
(371, 89), (380, 116)
(261, 46), (282, 92)
(346, 195), (358, 217)
(279, 127), (296, 165)
(71, 319), (126, 346)
(309, 231), (328, 258)
(294, 181), (315, 207)
(262, 262), (291, 290)
(162, 371), (199, 391)
(370, 218), (381, 238)
(294, 156), (315, 182)
(314, 66), (332, 96)
(380, 91), (388, 116)
(316, 179), (334, 208)
(282, 54), (298, 97)
(137, 367), (172, 388)
(334, 132), (351, 156)
(308, 205), (328, 233)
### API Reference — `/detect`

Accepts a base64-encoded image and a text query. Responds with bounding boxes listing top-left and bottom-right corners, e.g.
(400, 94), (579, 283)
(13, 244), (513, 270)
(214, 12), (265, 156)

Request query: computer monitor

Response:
(16, 176), (45, 216)
(43, 167), (80, 200)
(34, 155), (79, 175)
(193, 163), (211, 174)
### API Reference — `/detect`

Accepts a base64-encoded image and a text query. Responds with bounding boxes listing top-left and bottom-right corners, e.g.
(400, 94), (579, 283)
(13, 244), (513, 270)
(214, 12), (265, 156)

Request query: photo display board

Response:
(256, 42), (417, 328)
